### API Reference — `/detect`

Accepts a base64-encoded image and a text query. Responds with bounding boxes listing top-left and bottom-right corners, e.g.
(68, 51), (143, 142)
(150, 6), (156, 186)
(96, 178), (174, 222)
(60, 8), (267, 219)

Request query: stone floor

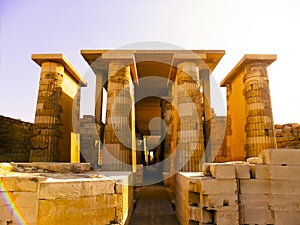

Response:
(129, 185), (179, 225)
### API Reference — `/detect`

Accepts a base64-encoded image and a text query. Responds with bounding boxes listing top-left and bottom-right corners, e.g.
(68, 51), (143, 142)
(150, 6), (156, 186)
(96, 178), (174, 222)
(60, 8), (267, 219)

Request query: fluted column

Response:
(175, 61), (205, 172)
(244, 61), (276, 157)
(102, 61), (135, 171)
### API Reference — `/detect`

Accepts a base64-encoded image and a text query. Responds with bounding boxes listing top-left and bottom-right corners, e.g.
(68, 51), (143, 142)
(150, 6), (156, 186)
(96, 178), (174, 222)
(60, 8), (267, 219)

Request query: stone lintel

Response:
(32, 53), (87, 87)
(220, 54), (277, 87)
(81, 49), (225, 72)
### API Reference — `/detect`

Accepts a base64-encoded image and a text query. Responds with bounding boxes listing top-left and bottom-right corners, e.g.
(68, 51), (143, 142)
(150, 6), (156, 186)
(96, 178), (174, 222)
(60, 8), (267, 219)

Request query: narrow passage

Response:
(129, 185), (180, 225)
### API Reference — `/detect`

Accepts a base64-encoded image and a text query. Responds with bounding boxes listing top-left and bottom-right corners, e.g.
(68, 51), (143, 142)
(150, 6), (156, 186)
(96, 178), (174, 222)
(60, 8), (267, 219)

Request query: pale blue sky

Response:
(0, 0), (299, 124)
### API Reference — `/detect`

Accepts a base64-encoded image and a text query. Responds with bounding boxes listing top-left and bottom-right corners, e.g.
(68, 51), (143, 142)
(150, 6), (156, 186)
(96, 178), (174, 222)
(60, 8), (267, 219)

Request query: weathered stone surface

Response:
(251, 164), (270, 179)
(231, 162), (251, 179)
(239, 206), (274, 225)
(0, 115), (33, 162)
(209, 163), (236, 179)
(11, 162), (91, 173)
(0, 171), (132, 225)
(275, 123), (300, 148)
(260, 148), (300, 165)
(214, 210), (239, 225)
(240, 179), (270, 194)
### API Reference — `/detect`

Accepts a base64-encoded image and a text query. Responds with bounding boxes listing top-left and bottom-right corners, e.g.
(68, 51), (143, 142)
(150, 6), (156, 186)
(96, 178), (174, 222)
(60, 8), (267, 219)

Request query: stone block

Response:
(214, 210), (239, 225)
(270, 195), (300, 210)
(240, 179), (270, 194)
(260, 148), (300, 165)
(239, 206), (274, 225)
(202, 194), (238, 209)
(239, 193), (269, 207)
(271, 180), (300, 195)
(1, 176), (42, 192)
(251, 164), (270, 179)
(189, 206), (212, 223)
(1, 205), (13, 223)
(0, 163), (13, 172)
(209, 163), (235, 179)
(192, 177), (237, 195)
(38, 178), (116, 199)
(12, 192), (38, 209)
(246, 157), (263, 164)
(115, 181), (123, 194)
(274, 211), (300, 225)
(232, 163), (251, 179)
(17, 206), (37, 224)
(268, 165), (300, 180)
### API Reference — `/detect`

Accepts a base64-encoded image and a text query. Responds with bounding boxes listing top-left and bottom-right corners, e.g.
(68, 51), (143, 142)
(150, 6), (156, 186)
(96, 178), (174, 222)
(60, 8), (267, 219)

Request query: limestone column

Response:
(244, 61), (276, 157)
(102, 61), (135, 171)
(30, 54), (86, 162)
(175, 61), (205, 172)
(30, 62), (64, 162)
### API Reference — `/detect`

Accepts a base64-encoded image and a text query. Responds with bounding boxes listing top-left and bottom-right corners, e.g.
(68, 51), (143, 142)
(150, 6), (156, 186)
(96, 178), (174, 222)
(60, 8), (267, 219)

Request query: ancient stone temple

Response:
(29, 51), (277, 174)
(2, 49), (300, 225)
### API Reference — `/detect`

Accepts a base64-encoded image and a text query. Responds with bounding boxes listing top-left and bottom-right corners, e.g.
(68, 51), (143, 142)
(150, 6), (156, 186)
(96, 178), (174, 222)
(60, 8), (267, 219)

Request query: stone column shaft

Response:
(175, 61), (205, 172)
(30, 62), (64, 162)
(102, 61), (135, 171)
(244, 61), (276, 157)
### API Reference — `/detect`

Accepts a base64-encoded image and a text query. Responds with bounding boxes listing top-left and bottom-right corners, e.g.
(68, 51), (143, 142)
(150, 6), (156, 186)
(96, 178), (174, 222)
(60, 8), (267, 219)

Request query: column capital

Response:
(32, 53), (87, 87)
(220, 54), (276, 87)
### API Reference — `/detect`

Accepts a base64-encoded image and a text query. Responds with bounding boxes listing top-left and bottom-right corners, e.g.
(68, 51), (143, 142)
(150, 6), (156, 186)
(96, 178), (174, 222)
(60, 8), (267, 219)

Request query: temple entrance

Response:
(80, 50), (226, 177)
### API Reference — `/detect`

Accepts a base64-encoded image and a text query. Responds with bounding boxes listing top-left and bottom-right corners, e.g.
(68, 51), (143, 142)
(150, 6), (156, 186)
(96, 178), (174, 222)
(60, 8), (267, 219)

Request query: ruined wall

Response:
(0, 115), (33, 162)
(175, 148), (300, 225)
(275, 123), (300, 148)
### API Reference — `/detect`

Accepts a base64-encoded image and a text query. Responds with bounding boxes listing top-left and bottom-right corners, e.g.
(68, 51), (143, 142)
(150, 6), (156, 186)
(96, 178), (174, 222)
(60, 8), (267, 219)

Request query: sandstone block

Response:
(239, 206), (274, 225)
(209, 163), (236, 179)
(115, 181), (123, 194)
(1, 205), (13, 223)
(214, 210), (239, 225)
(268, 165), (300, 180)
(260, 148), (300, 165)
(202, 194), (238, 209)
(270, 180), (300, 195)
(0, 163), (13, 172)
(246, 157), (263, 164)
(233, 163), (251, 179)
(38, 178), (115, 199)
(239, 193), (269, 208)
(270, 195), (300, 210)
(1, 176), (42, 192)
(12, 192), (38, 209)
(189, 206), (212, 223)
(240, 179), (270, 194)
(17, 206), (37, 224)
(274, 211), (300, 225)
(193, 177), (237, 195)
(251, 164), (270, 179)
